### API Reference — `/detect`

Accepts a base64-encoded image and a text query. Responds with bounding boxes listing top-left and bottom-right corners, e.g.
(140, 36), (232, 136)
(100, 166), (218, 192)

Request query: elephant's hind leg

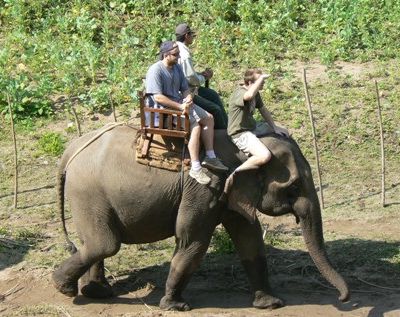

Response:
(53, 213), (121, 298)
(53, 251), (89, 297)
(80, 260), (113, 298)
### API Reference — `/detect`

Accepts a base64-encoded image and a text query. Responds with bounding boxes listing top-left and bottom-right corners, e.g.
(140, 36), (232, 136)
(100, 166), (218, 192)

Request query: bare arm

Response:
(153, 93), (193, 115)
(153, 94), (183, 111)
(259, 106), (277, 131)
(243, 74), (269, 101)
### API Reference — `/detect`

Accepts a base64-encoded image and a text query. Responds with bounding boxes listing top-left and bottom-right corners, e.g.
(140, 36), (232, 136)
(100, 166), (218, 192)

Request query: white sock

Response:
(191, 160), (201, 172)
(206, 150), (216, 159)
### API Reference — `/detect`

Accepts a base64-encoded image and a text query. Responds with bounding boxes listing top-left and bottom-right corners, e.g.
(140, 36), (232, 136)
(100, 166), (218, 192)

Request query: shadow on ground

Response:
(71, 238), (400, 316)
(0, 238), (32, 271)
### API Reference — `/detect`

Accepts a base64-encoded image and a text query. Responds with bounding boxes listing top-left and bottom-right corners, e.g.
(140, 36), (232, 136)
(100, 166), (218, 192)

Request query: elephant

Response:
(52, 125), (350, 311)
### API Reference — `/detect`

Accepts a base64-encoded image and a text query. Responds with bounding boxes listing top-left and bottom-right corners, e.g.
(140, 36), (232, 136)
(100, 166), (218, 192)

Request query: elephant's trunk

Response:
(297, 198), (350, 302)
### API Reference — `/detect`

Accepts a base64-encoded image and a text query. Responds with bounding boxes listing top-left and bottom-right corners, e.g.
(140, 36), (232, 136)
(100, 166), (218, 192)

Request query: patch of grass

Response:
(26, 243), (70, 269)
(14, 227), (43, 241)
(10, 304), (62, 316)
(211, 228), (235, 254)
(263, 225), (304, 250)
(105, 239), (175, 274)
(0, 226), (10, 235)
(325, 238), (400, 274)
(36, 132), (65, 157)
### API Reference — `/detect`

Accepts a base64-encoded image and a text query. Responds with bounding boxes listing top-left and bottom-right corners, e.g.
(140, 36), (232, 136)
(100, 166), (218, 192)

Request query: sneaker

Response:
(201, 157), (229, 172)
(189, 168), (211, 185)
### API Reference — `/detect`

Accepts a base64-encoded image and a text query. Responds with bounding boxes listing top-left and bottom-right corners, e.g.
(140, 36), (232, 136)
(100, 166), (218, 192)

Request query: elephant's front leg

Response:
(160, 192), (217, 311)
(221, 213), (284, 309)
(160, 240), (209, 311)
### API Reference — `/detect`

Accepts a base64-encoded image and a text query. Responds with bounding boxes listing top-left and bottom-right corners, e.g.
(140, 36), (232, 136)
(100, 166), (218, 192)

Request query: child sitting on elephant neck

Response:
(223, 69), (289, 195)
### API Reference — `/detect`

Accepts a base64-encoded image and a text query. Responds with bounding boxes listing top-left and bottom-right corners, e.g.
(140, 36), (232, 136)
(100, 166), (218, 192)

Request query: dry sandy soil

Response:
(0, 61), (399, 317)
(0, 215), (399, 317)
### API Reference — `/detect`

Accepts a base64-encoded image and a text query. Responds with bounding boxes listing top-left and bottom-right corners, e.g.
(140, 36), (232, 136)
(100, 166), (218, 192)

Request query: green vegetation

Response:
(1, 0), (400, 119)
(37, 131), (65, 156)
(211, 227), (235, 254)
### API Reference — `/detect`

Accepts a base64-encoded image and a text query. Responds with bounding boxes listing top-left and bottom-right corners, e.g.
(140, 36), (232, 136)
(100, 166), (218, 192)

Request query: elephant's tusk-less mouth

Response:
(272, 203), (292, 214)
(262, 203), (293, 216)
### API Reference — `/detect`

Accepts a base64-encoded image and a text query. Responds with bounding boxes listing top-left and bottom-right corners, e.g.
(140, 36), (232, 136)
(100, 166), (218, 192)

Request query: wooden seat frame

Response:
(138, 90), (190, 157)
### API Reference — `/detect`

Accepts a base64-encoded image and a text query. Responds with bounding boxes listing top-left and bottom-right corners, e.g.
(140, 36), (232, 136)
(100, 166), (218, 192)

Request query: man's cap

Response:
(158, 41), (177, 60)
(175, 23), (195, 36)
(159, 41), (176, 54)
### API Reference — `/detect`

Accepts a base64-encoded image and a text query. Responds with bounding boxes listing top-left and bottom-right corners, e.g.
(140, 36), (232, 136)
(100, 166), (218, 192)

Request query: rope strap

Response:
(64, 122), (126, 173)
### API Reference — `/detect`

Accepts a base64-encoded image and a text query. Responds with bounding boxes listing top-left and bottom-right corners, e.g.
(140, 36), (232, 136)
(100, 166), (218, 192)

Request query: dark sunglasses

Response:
(170, 52), (180, 57)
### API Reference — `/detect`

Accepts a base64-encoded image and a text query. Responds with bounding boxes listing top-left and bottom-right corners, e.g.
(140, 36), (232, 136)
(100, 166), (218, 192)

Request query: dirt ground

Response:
(0, 215), (399, 317)
(0, 61), (399, 316)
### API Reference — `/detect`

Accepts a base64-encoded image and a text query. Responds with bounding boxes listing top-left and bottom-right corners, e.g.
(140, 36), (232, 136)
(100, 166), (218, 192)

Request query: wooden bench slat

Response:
(176, 114), (182, 131)
(150, 112), (155, 128)
(159, 113), (164, 129)
(167, 115), (173, 130)
(144, 128), (189, 138)
(144, 107), (183, 116)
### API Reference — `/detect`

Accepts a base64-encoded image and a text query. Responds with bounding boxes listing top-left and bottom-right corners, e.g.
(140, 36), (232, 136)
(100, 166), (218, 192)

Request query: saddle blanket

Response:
(136, 132), (190, 172)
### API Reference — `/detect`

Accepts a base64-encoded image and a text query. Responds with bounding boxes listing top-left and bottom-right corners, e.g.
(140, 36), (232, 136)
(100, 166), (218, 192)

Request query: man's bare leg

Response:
(188, 124), (211, 184)
(199, 115), (214, 151)
(223, 147), (272, 196)
(188, 125), (201, 162)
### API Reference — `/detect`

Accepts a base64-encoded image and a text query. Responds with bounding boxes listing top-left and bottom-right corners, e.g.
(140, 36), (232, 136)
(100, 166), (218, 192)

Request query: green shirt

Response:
(227, 86), (264, 137)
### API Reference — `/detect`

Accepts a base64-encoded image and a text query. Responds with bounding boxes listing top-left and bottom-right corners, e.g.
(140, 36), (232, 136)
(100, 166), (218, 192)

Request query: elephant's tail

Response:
(57, 168), (77, 254)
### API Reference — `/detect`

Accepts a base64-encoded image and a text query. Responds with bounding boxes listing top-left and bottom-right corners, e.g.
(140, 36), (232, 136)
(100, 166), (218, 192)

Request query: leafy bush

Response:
(37, 132), (65, 157)
(1, 0), (400, 118)
(211, 228), (235, 254)
(0, 73), (54, 119)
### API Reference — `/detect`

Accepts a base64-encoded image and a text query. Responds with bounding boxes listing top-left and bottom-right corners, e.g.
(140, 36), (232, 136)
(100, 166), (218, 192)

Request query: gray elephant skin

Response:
(52, 126), (349, 311)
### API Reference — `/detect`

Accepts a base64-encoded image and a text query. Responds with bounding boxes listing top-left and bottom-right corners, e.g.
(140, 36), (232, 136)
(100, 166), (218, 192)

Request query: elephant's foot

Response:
(52, 270), (78, 297)
(253, 290), (284, 309)
(160, 295), (191, 311)
(80, 280), (113, 298)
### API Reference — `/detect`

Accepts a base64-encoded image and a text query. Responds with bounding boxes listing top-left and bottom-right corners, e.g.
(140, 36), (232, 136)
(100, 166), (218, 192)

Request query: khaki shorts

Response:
(232, 131), (270, 157)
(189, 104), (208, 125)
(179, 103), (209, 131)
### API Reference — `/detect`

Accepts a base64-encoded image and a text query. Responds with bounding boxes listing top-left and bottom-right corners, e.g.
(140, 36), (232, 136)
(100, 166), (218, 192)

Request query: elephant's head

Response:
(226, 134), (350, 302)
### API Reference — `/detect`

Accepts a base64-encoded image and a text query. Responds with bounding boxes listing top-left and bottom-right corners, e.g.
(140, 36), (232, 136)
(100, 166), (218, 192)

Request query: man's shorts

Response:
(187, 103), (209, 130)
(232, 131), (270, 157)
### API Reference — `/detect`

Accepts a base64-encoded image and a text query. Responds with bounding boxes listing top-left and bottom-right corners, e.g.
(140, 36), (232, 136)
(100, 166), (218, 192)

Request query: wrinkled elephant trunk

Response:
(298, 199), (350, 302)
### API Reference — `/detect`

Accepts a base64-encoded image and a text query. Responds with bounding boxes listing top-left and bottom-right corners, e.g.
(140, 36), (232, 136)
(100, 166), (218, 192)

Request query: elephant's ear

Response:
(227, 171), (260, 224)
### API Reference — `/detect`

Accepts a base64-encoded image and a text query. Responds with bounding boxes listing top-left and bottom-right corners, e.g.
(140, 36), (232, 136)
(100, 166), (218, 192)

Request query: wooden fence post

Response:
(374, 80), (386, 207)
(109, 93), (117, 122)
(303, 68), (325, 209)
(6, 93), (18, 209)
(71, 106), (81, 137)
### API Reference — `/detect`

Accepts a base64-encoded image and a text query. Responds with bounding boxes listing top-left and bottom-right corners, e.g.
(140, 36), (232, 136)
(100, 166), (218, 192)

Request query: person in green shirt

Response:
(224, 68), (289, 194)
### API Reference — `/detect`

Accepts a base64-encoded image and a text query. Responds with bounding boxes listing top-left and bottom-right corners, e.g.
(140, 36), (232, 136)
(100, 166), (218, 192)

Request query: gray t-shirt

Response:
(145, 61), (189, 104)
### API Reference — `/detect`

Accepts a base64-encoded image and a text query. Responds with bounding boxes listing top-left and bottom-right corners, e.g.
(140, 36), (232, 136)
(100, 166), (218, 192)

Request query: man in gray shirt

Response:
(146, 41), (228, 184)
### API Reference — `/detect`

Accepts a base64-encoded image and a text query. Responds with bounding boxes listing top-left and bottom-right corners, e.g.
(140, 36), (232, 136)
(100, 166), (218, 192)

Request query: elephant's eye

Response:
(288, 183), (299, 196)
